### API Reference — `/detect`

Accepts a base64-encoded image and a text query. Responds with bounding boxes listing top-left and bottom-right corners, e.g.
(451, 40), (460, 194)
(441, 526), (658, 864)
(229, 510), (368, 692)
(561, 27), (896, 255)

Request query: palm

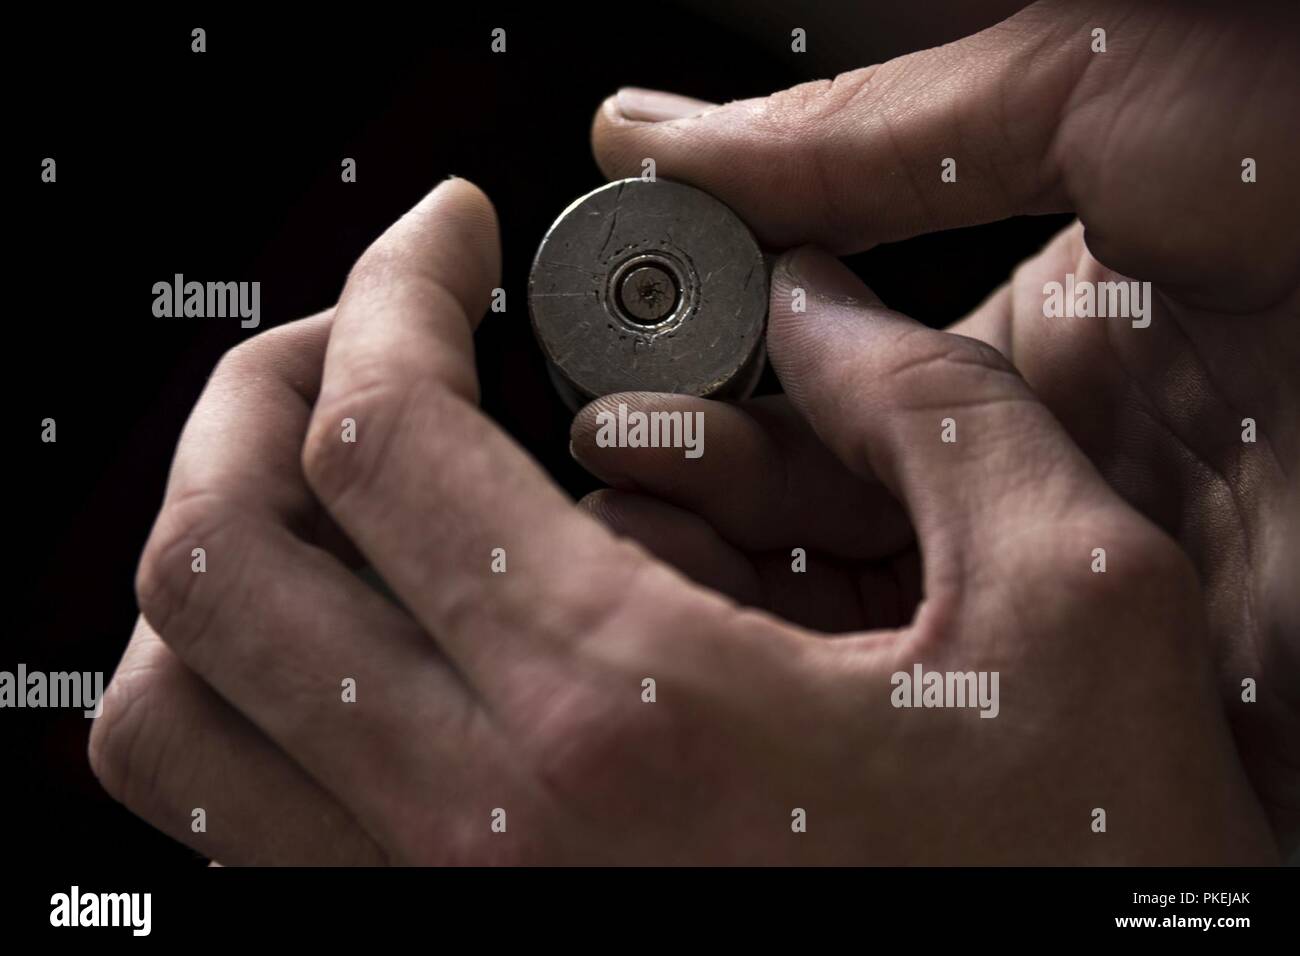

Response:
(949, 221), (1300, 847)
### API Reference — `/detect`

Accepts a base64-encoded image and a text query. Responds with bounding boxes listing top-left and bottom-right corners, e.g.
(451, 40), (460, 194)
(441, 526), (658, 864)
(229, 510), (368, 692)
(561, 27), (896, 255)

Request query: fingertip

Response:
(569, 399), (601, 462)
(772, 247), (881, 310)
(570, 391), (719, 483)
(576, 487), (620, 521)
(383, 176), (501, 316)
(614, 87), (718, 123)
(767, 248), (885, 381)
(590, 88), (721, 180)
(569, 391), (662, 452)
(570, 392), (621, 440)
(433, 175), (500, 253)
(570, 393), (640, 472)
(411, 175), (495, 231)
(590, 95), (642, 180)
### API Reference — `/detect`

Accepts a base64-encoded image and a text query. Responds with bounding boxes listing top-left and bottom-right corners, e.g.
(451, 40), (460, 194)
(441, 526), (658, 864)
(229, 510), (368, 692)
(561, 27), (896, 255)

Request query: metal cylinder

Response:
(528, 178), (768, 411)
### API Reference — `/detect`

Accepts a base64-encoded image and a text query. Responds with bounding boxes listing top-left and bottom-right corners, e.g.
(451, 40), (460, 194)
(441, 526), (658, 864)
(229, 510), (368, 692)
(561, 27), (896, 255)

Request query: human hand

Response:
(589, 0), (1300, 848)
(91, 178), (1275, 864)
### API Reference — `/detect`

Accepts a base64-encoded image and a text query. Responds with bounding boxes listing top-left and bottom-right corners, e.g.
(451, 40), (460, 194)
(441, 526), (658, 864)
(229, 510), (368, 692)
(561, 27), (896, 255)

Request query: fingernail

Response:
(616, 87), (716, 122)
(780, 247), (875, 305)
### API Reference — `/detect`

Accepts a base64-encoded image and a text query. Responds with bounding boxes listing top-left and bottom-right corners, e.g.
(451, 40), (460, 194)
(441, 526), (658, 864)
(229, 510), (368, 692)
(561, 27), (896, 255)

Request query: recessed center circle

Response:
(617, 263), (680, 325)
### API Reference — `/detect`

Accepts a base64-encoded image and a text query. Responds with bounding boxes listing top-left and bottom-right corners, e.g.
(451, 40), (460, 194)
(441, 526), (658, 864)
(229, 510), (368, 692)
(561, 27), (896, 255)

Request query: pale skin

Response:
(590, 0), (1299, 848)
(89, 0), (1296, 863)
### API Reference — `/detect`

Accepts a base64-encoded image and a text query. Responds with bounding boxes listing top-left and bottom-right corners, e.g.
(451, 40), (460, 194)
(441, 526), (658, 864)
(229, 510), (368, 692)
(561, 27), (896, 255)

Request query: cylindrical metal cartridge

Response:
(528, 178), (768, 410)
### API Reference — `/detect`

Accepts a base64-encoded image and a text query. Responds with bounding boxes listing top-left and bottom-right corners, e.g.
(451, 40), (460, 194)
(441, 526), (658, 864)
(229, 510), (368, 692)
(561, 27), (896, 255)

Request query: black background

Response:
(11, 3), (1070, 867)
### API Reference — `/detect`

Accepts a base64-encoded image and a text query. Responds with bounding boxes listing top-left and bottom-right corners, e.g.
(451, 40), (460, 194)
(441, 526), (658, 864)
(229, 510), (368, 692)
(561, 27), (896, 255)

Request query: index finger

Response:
(303, 179), (662, 698)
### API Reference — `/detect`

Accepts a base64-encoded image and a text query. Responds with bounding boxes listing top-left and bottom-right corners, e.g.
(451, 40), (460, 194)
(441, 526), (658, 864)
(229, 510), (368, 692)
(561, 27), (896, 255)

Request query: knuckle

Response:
(893, 329), (1015, 380)
(493, 538), (658, 650)
(210, 337), (264, 382)
(762, 66), (879, 129)
(519, 587), (734, 816)
(208, 348), (245, 388)
(88, 656), (175, 813)
(1096, 522), (1197, 599)
(953, 516), (1206, 688)
(872, 328), (1023, 412)
(1096, 528), (1208, 664)
(135, 489), (241, 658)
(302, 373), (418, 506)
(757, 68), (883, 246)
(211, 324), (296, 378)
(210, 316), (332, 398)
(1120, 526), (1203, 612)
(525, 673), (693, 816)
(563, 544), (668, 646)
(406, 803), (545, 866)
(86, 687), (128, 800)
(1019, 514), (1204, 638)
(941, 333), (1018, 376)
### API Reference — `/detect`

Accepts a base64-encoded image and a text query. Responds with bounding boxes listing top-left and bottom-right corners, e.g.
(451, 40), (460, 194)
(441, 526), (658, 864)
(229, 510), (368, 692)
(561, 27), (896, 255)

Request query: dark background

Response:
(12, 2), (1067, 866)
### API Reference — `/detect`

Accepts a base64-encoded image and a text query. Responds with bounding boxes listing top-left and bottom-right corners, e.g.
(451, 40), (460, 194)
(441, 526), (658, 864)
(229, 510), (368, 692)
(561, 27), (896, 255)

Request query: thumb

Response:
(592, 3), (1080, 253)
(591, 2), (1299, 309)
(766, 246), (1127, 587)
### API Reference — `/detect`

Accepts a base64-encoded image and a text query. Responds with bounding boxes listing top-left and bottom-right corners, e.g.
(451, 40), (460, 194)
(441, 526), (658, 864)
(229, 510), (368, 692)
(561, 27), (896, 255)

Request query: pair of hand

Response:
(91, 0), (1297, 863)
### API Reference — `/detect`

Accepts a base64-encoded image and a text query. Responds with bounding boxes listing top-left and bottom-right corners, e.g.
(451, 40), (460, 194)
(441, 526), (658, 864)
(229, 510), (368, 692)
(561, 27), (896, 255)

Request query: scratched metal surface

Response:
(528, 178), (768, 403)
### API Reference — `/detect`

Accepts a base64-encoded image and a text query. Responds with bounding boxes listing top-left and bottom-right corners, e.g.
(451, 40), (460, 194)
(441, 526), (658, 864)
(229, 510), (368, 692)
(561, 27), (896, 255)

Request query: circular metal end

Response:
(528, 179), (767, 409)
(616, 261), (679, 325)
